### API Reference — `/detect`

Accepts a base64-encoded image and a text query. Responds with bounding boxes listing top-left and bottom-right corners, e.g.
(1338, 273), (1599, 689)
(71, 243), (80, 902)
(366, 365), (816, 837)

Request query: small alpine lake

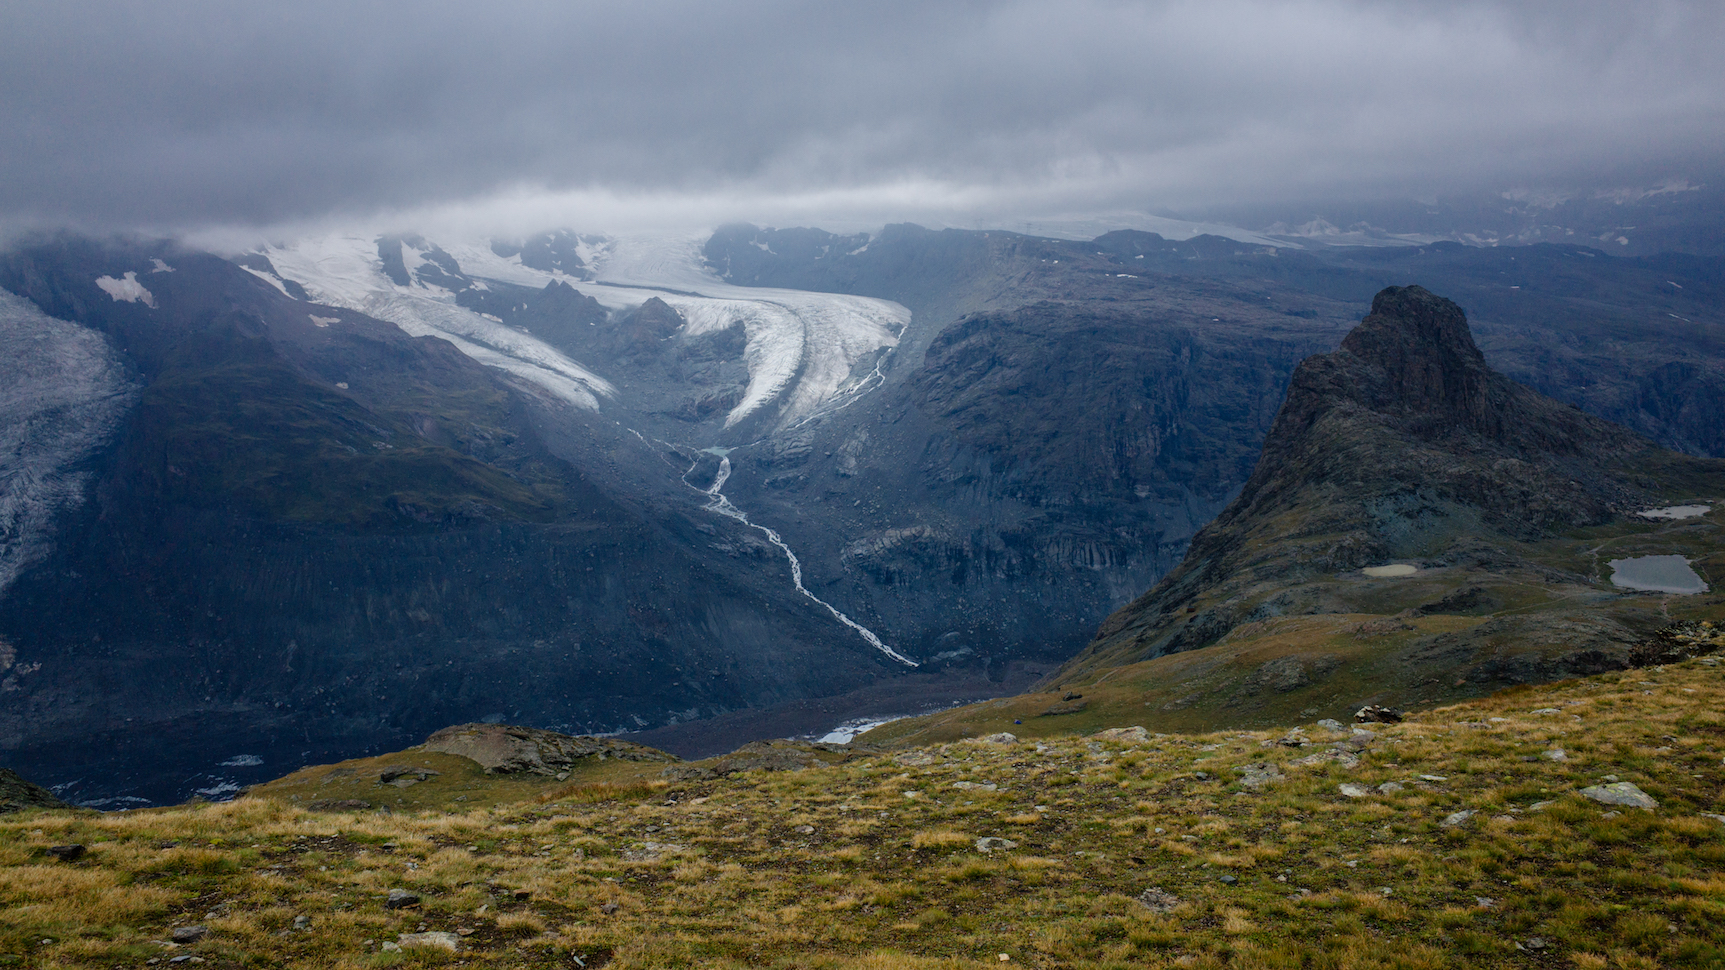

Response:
(1608, 554), (1709, 594)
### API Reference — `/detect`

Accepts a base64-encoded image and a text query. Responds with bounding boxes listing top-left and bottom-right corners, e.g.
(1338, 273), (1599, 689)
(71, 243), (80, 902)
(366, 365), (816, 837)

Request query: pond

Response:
(1608, 555), (1709, 594)
(1636, 505), (1710, 520)
(1362, 564), (1418, 578)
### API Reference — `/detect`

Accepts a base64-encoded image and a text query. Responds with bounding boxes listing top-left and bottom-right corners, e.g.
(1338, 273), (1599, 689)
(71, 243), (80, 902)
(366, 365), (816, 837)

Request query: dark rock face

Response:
(1066, 285), (1721, 672)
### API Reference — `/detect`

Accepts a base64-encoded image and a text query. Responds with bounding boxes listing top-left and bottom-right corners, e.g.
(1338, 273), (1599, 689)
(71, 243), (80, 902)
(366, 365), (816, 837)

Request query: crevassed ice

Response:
(449, 231), (908, 429)
(0, 289), (138, 600)
(261, 235), (613, 410)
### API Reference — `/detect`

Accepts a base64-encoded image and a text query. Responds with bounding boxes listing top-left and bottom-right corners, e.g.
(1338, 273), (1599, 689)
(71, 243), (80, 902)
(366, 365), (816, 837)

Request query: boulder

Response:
(1093, 726), (1152, 744)
(1578, 782), (1657, 809)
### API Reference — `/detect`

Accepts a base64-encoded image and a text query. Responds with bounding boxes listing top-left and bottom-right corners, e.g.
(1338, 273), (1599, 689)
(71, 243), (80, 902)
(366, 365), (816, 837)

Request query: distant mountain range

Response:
(1, 220), (1721, 804)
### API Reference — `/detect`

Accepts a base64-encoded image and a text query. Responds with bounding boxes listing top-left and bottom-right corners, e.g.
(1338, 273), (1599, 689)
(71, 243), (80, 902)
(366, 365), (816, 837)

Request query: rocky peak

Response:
(1061, 285), (1712, 672)
(1334, 285), (1499, 435)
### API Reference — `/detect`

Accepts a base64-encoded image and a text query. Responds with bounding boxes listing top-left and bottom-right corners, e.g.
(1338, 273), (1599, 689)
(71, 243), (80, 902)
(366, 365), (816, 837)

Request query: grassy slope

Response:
(4, 658), (1725, 969)
(893, 500), (1724, 742)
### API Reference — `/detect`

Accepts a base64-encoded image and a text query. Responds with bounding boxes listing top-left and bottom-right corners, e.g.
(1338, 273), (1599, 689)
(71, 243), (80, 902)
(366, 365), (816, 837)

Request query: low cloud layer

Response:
(3, 0), (1721, 235)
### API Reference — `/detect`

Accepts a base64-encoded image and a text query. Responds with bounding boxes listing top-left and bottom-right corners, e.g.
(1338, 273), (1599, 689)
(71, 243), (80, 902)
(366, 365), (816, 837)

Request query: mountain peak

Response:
(1341, 285), (1490, 414)
(1063, 284), (1719, 674)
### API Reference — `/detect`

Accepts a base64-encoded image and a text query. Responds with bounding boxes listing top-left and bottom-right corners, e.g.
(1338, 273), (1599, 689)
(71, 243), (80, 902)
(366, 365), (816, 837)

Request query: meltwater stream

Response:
(700, 456), (917, 667)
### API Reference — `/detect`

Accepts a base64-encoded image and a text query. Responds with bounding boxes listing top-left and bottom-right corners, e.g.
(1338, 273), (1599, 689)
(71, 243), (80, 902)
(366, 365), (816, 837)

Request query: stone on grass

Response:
(1355, 705), (1403, 724)
(1376, 782), (1404, 794)
(170, 925), (208, 944)
(1578, 782), (1657, 809)
(1440, 810), (1475, 828)
(1315, 718), (1345, 733)
(1542, 749), (1568, 762)
(398, 931), (459, 951)
(45, 844), (86, 862)
(1135, 887), (1180, 913)
(1093, 726), (1151, 744)
(1236, 763), (1283, 789)
(1700, 813), (1725, 825)
(385, 889), (420, 909)
(974, 733), (1018, 744)
(974, 837), (1017, 853)
(1294, 748), (1360, 770)
(1338, 783), (1371, 798)
(951, 781), (998, 792)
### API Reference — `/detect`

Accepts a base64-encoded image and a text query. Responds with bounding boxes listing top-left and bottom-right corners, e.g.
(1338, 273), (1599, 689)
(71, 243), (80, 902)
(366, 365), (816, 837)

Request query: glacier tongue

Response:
(591, 232), (906, 429)
(0, 289), (137, 600)
(430, 231), (908, 430)
(260, 235), (615, 410)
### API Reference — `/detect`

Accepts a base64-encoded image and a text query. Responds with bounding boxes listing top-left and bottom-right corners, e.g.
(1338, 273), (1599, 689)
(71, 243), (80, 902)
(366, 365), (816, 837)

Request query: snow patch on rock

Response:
(94, 272), (155, 307)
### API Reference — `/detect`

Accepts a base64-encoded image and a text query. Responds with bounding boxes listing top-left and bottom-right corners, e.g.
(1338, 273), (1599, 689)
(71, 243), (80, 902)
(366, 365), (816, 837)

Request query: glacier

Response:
(258, 234), (616, 411)
(0, 289), (138, 601)
(415, 231), (909, 430)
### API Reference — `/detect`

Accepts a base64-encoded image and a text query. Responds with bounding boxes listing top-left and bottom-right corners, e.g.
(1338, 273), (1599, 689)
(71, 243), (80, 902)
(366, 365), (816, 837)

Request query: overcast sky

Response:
(3, 0), (1721, 236)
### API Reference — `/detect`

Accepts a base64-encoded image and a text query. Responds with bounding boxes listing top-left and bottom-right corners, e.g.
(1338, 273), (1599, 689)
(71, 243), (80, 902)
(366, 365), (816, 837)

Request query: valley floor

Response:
(4, 657), (1725, 969)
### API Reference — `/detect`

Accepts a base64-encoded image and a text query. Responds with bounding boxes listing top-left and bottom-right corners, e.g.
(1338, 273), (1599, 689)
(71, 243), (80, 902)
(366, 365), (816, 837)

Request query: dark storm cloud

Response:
(2, 0), (1721, 231)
